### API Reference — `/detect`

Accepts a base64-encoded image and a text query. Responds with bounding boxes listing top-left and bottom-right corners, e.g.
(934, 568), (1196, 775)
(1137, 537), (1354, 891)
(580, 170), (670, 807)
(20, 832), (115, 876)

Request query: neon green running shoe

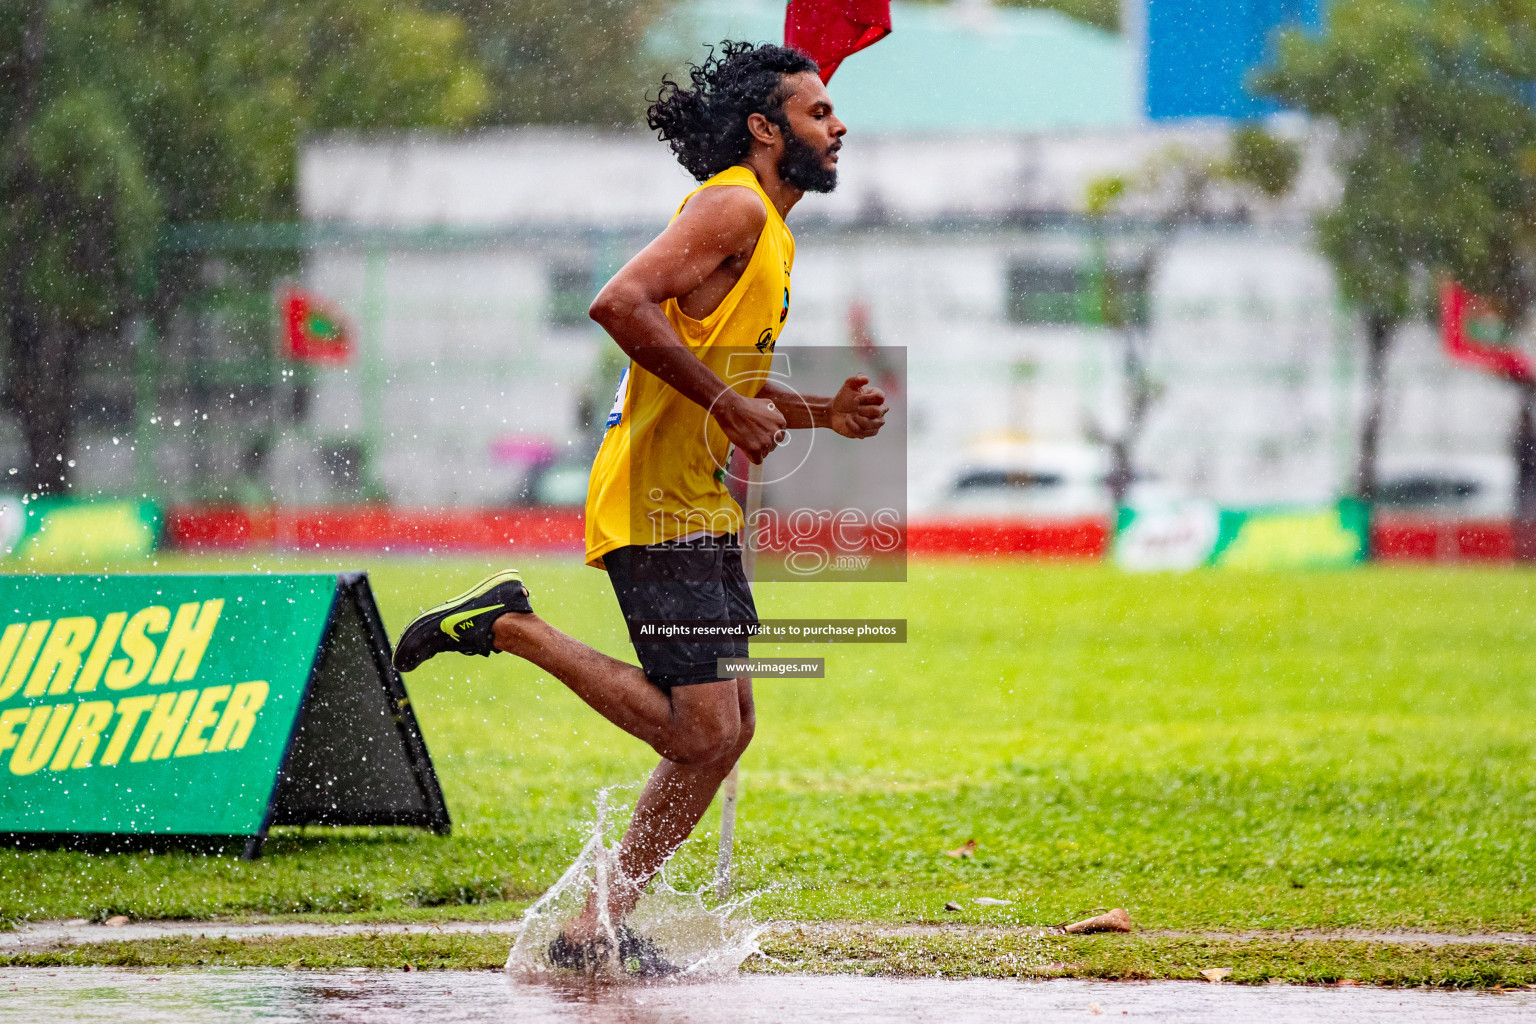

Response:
(391, 570), (533, 672)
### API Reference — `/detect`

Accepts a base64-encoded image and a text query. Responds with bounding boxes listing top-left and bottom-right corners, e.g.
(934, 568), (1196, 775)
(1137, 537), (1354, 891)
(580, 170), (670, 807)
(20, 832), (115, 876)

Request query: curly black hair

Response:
(647, 41), (820, 182)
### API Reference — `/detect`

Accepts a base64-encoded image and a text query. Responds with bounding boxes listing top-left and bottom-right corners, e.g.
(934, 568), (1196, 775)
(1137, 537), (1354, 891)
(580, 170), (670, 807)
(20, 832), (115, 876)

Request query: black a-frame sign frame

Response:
(245, 572), (450, 858)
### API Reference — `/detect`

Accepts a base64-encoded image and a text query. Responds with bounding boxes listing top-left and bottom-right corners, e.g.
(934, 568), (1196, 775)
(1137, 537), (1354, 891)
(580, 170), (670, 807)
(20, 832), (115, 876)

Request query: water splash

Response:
(505, 783), (772, 982)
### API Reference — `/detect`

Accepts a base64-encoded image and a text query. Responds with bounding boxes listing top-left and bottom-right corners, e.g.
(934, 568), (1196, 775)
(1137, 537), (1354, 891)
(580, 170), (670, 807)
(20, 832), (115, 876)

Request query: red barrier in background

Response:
(1368, 517), (1513, 562)
(907, 518), (1110, 558)
(164, 506), (587, 553)
(163, 508), (1521, 563)
(165, 507), (1113, 558)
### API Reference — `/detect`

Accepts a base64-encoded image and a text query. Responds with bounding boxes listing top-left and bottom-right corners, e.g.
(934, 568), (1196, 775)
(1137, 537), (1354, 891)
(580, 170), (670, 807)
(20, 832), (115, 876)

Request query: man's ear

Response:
(746, 111), (779, 148)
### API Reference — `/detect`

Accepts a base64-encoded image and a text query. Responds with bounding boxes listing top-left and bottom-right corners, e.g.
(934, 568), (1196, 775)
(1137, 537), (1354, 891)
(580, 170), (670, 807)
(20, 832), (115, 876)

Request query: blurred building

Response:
(283, 0), (1522, 518)
(48, 0), (1518, 521)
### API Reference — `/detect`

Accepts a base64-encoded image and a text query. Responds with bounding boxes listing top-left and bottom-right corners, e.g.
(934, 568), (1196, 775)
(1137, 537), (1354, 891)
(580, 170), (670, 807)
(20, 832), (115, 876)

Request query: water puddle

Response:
(1, 969), (1530, 1022)
(9, 788), (1528, 1020)
(506, 785), (769, 979)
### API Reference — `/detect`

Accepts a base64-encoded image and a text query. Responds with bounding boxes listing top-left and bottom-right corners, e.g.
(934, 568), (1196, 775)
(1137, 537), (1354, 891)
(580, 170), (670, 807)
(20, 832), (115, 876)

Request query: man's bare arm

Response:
(759, 374), (887, 438)
(588, 186), (786, 463)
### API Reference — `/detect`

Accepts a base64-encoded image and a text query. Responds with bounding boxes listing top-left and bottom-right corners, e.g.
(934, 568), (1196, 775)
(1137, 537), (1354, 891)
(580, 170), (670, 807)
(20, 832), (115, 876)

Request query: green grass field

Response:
(3, 555), (1534, 942)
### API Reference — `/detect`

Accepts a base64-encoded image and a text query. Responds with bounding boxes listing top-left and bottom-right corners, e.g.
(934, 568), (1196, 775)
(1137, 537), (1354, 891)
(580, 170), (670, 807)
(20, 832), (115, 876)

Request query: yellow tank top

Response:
(584, 165), (795, 568)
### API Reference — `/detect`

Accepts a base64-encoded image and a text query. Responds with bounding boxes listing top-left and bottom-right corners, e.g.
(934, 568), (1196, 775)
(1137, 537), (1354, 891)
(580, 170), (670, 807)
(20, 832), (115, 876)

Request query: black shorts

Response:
(604, 534), (758, 689)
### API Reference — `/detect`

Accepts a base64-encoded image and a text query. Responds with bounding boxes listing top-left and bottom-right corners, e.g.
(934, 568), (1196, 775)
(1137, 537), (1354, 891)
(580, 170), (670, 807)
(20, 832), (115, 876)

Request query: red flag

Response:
(785, 0), (891, 83)
(278, 287), (354, 365)
(1439, 281), (1533, 383)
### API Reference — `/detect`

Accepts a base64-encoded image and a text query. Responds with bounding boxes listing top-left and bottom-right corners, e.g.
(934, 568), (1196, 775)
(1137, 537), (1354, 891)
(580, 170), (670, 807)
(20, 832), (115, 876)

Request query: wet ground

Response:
(4, 918), (1533, 950)
(0, 919), (527, 949)
(1, 969), (1531, 1023)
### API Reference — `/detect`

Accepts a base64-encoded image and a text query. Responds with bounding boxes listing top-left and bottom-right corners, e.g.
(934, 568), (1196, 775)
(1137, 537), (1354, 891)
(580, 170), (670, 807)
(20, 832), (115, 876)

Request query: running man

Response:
(392, 40), (887, 973)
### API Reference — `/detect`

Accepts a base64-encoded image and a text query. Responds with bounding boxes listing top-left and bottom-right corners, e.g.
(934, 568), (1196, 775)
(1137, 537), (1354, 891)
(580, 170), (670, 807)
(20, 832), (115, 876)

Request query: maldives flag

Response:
(1439, 281), (1533, 383)
(278, 287), (354, 365)
(785, 0), (891, 83)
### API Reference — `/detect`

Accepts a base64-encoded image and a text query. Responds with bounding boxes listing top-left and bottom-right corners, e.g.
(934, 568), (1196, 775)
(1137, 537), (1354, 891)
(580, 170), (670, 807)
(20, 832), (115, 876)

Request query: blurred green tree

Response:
(0, 0), (486, 495)
(433, 0), (672, 127)
(1084, 125), (1303, 507)
(1258, 0), (1536, 552)
(908, 1), (1118, 33)
(997, 0), (1118, 32)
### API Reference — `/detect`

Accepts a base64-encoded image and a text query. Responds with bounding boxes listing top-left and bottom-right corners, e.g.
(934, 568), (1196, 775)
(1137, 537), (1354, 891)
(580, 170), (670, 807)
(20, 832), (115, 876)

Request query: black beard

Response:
(776, 124), (838, 193)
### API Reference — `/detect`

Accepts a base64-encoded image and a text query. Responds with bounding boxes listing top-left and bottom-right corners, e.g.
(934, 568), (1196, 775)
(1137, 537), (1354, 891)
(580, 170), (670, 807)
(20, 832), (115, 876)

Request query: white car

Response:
(931, 441), (1127, 518)
(1373, 454), (1515, 519)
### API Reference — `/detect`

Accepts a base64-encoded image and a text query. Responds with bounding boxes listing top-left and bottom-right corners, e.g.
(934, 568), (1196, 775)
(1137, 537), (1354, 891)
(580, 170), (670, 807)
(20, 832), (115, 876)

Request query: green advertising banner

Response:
(1115, 500), (1369, 571)
(1208, 500), (1369, 570)
(0, 497), (160, 563)
(0, 572), (447, 857)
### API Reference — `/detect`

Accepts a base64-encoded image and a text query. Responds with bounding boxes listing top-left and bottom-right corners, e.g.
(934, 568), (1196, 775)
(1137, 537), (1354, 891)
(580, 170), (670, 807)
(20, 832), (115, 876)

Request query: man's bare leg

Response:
(567, 681), (754, 940)
(492, 611), (747, 764)
(492, 612), (754, 936)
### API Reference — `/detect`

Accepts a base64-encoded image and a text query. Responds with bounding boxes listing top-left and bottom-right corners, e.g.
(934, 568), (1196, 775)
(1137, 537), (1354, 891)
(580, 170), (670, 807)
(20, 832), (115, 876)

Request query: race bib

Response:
(605, 367), (629, 429)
